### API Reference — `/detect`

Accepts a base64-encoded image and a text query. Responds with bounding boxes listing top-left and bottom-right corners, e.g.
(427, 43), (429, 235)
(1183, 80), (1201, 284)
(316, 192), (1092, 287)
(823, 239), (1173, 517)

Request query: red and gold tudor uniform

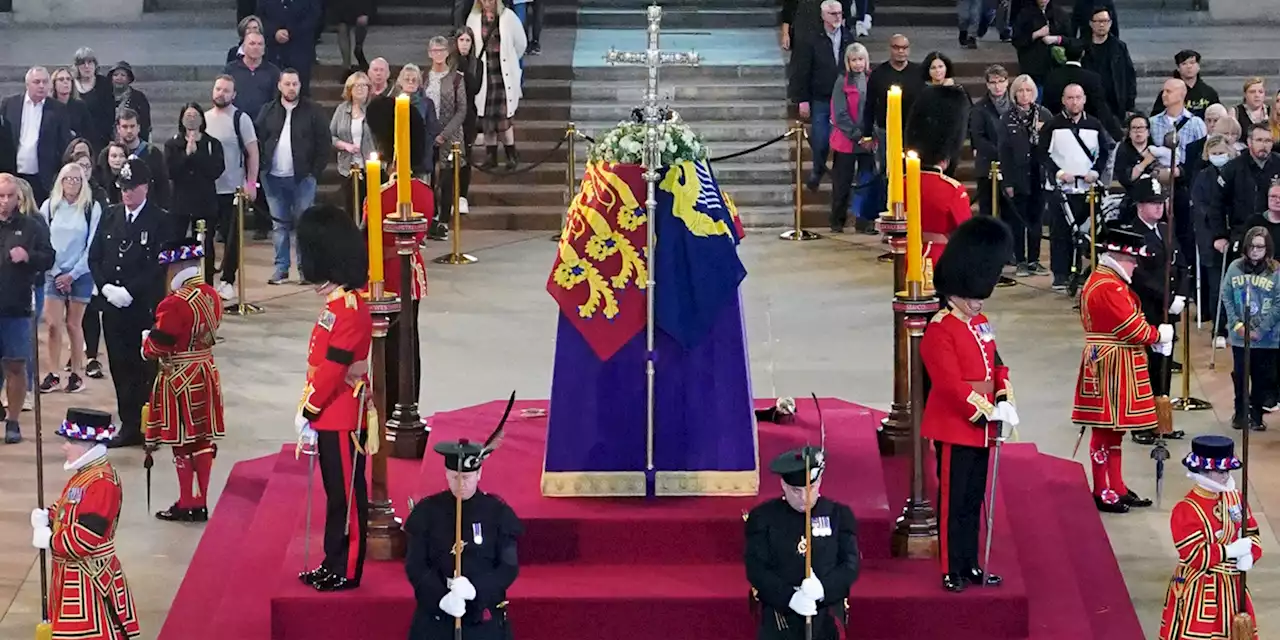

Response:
(903, 84), (974, 292)
(1072, 226), (1172, 512)
(142, 238), (224, 522)
(920, 216), (1016, 593)
(296, 204), (374, 592)
(1159, 436), (1263, 640)
(33, 409), (141, 639)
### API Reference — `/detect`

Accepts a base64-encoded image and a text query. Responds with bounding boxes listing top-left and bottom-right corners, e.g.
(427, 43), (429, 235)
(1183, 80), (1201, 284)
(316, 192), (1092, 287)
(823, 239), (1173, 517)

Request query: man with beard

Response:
(204, 75), (261, 301)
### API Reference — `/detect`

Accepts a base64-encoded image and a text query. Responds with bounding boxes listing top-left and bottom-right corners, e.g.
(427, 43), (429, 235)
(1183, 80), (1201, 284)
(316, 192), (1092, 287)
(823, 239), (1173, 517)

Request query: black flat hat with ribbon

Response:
(770, 446), (825, 487)
(1183, 434), (1242, 472)
(434, 391), (518, 473)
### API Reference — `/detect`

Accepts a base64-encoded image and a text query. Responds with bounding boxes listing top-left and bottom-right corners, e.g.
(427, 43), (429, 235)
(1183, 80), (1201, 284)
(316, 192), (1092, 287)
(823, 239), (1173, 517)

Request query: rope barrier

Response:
(708, 132), (791, 163)
(465, 134), (569, 177)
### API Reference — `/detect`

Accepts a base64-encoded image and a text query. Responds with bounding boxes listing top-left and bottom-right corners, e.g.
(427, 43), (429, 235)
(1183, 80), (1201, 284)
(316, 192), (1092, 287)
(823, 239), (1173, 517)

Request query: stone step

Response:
(572, 80), (788, 102)
(870, 5), (955, 28)
(571, 64), (784, 82)
(577, 7), (775, 29)
(371, 5), (579, 27)
(578, 0), (775, 6)
(568, 99), (789, 120)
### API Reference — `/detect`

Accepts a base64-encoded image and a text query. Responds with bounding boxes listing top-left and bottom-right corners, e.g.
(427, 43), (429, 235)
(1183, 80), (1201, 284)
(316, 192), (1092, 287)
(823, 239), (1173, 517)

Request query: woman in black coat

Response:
(1011, 0), (1068, 90)
(452, 26), (484, 211)
(164, 103), (226, 251)
(1111, 113), (1158, 200)
(51, 68), (101, 152)
(999, 74), (1054, 276)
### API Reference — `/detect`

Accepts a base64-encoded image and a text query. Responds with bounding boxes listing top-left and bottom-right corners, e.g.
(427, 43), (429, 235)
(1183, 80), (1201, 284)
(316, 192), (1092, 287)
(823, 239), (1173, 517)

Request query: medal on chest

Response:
(67, 487), (84, 504)
(318, 309), (336, 331)
(1229, 504), (1243, 523)
(812, 516), (832, 537)
(976, 322), (995, 342)
(472, 522), (484, 546)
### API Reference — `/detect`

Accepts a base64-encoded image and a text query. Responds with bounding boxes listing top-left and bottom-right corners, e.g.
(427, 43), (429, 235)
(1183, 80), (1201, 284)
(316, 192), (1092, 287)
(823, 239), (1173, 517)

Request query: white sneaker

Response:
(22, 393), (32, 412)
(215, 281), (236, 301)
(862, 15), (872, 33)
(1214, 336), (1227, 349)
(458, 197), (469, 214)
(855, 20), (869, 37)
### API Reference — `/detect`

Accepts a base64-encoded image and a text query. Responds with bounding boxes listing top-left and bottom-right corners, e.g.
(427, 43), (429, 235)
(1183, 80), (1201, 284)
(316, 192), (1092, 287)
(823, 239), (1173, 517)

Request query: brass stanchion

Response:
(351, 162), (363, 226)
(990, 161), (1015, 288)
(554, 123), (577, 241)
(890, 279), (940, 557)
(1170, 311), (1212, 411)
(223, 186), (264, 316)
(780, 122), (820, 240)
(433, 142), (478, 265)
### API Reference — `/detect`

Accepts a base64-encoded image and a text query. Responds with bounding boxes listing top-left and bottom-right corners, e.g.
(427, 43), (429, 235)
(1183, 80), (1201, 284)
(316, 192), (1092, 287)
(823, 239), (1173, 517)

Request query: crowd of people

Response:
(0, 0), (542, 446)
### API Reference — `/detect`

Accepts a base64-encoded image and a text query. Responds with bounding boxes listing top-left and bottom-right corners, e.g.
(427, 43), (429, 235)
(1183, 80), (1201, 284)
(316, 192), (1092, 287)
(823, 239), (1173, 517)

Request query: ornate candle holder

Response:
(876, 202), (913, 456)
(384, 204), (430, 459)
(365, 286), (405, 560)
(890, 280), (940, 558)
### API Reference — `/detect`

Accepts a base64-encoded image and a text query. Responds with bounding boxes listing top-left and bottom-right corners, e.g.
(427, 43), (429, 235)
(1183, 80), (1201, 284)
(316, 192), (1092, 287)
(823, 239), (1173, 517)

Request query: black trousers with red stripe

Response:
(317, 429), (368, 582)
(935, 441), (990, 576)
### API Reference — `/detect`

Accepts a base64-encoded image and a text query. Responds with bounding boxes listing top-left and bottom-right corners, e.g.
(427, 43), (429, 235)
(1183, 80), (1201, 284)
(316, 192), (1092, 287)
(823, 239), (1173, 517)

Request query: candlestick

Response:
(395, 94), (411, 211)
(886, 86), (904, 207)
(905, 151), (922, 286)
(367, 153), (384, 283)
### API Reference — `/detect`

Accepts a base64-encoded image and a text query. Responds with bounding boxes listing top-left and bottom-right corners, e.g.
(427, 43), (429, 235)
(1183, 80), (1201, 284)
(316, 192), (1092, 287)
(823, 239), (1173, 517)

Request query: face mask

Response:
(1209, 153), (1230, 168)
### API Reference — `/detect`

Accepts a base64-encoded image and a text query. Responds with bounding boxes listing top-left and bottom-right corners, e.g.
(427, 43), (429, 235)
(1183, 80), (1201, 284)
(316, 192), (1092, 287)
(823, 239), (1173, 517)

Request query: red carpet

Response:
(159, 398), (1143, 640)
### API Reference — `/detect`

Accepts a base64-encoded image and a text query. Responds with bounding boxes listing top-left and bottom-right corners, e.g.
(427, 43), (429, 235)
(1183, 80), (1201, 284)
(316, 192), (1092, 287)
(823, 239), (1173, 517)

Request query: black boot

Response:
(354, 46), (368, 71)
(1094, 495), (1131, 514)
(299, 566), (331, 586)
(942, 573), (969, 593)
(968, 567), (1002, 587)
(313, 571), (360, 592)
(1130, 429), (1157, 445)
(481, 145), (499, 169)
(504, 144), (519, 170)
(1121, 490), (1153, 508)
(155, 503), (195, 522)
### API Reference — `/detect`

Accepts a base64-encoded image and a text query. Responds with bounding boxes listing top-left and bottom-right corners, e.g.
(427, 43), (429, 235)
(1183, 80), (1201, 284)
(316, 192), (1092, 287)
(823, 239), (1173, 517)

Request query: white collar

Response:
(1099, 254), (1130, 282)
(1066, 61), (1082, 68)
(1188, 471), (1236, 494)
(126, 200), (147, 218)
(24, 93), (44, 108)
(65, 443), (107, 471)
(170, 265), (201, 292)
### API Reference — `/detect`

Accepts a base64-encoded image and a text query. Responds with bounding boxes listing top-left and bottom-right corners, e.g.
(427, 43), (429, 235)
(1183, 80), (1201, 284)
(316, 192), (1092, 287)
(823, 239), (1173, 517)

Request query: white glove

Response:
(32, 526), (51, 550)
(141, 329), (151, 343)
(1156, 341), (1174, 357)
(31, 508), (48, 529)
(298, 425), (317, 447)
(799, 576), (824, 602)
(1226, 537), (1254, 559)
(101, 284), (133, 308)
(1237, 552), (1254, 572)
(993, 401), (1020, 427)
(448, 576), (477, 601)
(1157, 324), (1175, 344)
(140, 329), (151, 359)
(439, 590), (467, 618)
(295, 411), (311, 434)
(1168, 295), (1186, 316)
(788, 589), (818, 617)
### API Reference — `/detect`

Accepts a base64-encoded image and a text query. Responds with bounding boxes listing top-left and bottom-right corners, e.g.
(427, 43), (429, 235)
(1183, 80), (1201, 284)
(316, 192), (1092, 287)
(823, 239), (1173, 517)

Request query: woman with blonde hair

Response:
(999, 74), (1052, 277)
(37, 163), (101, 394)
(466, 0), (527, 170)
(395, 63), (441, 180)
(829, 42), (871, 234)
(1235, 77), (1269, 134)
(3, 176), (54, 418)
(331, 71), (377, 211)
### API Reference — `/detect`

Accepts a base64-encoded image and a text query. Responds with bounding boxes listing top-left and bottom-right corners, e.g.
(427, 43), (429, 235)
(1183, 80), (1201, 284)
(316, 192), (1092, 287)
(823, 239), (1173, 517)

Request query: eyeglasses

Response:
(353, 83), (370, 88)
(61, 176), (83, 183)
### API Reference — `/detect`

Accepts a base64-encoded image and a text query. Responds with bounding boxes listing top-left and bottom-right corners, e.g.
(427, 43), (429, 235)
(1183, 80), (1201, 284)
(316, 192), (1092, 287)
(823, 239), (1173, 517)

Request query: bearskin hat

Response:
(904, 85), (972, 168)
(933, 216), (1013, 301)
(297, 204), (369, 291)
(366, 95), (427, 170)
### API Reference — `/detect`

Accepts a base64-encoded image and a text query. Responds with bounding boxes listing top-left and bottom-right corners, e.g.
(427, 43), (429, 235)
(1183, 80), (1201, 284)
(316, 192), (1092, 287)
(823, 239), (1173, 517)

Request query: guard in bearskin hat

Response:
(365, 95), (433, 416)
(920, 216), (1018, 593)
(295, 204), (374, 592)
(1124, 173), (1191, 446)
(1072, 224), (1174, 513)
(30, 408), (142, 639)
(142, 237), (225, 523)
(1158, 435), (1262, 639)
(904, 85), (974, 292)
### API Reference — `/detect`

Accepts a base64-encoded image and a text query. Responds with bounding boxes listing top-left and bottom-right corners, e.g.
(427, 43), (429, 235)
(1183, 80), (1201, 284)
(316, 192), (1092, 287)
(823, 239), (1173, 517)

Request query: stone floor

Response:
(0, 228), (1277, 639)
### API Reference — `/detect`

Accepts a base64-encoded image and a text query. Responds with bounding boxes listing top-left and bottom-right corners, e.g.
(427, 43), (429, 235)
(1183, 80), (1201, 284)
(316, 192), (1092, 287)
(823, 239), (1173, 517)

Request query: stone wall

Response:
(12, 0), (143, 23)
(1210, 0), (1280, 21)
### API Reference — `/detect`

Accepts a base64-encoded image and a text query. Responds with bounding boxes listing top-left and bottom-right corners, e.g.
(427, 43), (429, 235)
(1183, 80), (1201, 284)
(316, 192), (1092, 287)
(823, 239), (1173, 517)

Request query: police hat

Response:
(434, 439), (486, 472)
(157, 237), (205, 265)
(117, 158), (151, 190)
(57, 408), (116, 443)
(770, 446), (824, 487)
(1131, 173), (1166, 204)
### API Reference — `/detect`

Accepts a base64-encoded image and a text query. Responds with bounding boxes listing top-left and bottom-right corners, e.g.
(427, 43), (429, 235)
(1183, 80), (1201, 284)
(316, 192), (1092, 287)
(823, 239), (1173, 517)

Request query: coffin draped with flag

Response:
(543, 160), (757, 497)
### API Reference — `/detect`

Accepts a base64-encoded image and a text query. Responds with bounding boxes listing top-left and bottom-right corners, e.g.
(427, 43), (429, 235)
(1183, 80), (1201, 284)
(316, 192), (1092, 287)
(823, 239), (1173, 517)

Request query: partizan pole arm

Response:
(31, 312), (51, 630)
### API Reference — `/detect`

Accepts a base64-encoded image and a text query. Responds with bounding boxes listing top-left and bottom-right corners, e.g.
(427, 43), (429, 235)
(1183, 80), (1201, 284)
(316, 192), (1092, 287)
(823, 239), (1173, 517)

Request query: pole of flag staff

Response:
(989, 162), (1015, 287)
(781, 122), (819, 241)
(605, 2), (699, 495)
(224, 186), (264, 316)
(556, 122), (579, 242)
(434, 142), (478, 265)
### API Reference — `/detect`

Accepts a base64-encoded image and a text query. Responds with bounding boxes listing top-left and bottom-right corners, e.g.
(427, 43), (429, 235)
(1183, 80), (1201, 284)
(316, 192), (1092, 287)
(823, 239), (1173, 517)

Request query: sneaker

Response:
(22, 394), (32, 412)
(528, 42), (541, 55)
(1014, 262), (1031, 277)
(65, 373), (84, 394)
(267, 273), (289, 285)
(85, 359), (104, 379)
(1051, 277), (1068, 292)
(3, 420), (19, 444)
(64, 360), (71, 372)
(854, 21), (869, 37)
(1214, 336), (1227, 349)
(458, 197), (469, 215)
(1029, 262), (1051, 276)
(215, 281), (236, 301)
(38, 373), (60, 394)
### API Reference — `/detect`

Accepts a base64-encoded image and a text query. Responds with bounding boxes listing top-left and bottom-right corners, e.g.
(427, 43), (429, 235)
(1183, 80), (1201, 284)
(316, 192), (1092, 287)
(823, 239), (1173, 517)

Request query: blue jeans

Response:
(514, 3), (528, 70)
(809, 100), (832, 177)
(262, 175), (318, 278)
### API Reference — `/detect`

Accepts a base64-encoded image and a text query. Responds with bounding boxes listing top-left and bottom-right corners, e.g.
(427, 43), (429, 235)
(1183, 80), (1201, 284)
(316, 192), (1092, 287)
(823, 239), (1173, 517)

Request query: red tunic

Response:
(299, 287), (373, 432)
(921, 308), (1012, 448)
(1159, 486), (1262, 639)
(143, 278), (224, 445)
(363, 178), (431, 300)
(909, 169), (972, 291)
(48, 458), (141, 639)
(1072, 266), (1160, 431)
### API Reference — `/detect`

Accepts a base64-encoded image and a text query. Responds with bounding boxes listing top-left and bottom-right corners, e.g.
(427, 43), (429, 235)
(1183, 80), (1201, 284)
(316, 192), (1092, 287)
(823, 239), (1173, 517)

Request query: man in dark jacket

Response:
(0, 67), (74, 205)
(864, 35), (924, 215)
(224, 32), (282, 122)
(789, 0), (853, 189)
(1043, 40), (1122, 141)
(1208, 123), (1280, 252)
(1147, 50), (1219, 119)
(0, 173), (55, 444)
(1080, 7), (1135, 121)
(116, 108), (171, 210)
(1070, 0), (1117, 39)
(969, 65), (1011, 218)
(256, 0), (321, 94)
(780, 0), (853, 53)
(255, 69), (329, 284)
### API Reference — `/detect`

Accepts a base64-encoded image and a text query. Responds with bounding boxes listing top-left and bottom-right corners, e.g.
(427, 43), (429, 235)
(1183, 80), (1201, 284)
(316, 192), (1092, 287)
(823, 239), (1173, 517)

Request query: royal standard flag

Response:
(547, 160), (746, 361)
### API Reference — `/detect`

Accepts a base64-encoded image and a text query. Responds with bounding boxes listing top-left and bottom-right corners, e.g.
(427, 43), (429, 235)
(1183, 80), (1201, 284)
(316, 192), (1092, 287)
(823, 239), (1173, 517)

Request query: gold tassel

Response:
(1154, 396), (1174, 435)
(36, 621), (52, 640)
(1230, 612), (1255, 640)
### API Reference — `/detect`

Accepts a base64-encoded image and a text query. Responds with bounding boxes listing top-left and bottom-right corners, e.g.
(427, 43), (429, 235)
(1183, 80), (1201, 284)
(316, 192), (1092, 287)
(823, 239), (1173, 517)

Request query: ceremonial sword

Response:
(982, 419), (1007, 584)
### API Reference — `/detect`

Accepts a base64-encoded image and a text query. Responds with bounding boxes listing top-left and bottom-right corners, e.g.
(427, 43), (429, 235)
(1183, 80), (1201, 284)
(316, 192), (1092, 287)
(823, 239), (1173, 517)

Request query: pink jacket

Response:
(829, 75), (862, 154)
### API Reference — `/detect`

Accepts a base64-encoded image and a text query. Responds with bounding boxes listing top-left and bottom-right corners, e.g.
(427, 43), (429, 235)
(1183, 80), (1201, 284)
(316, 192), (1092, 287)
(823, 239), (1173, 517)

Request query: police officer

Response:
(88, 158), (172, 448)
(404, 437), (523, 640)
(745, 446), (860, 640)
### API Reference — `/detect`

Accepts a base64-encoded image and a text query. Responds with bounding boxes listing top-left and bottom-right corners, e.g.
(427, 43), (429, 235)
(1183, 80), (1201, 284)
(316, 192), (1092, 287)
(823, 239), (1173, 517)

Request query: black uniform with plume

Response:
(905, 85), (973, 172)
(297, 203), (369, 291)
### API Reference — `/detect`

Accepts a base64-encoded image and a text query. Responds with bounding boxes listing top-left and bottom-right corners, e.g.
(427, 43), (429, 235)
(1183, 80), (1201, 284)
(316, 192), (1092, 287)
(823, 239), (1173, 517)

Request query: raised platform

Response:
(158, 398), (1143, 640)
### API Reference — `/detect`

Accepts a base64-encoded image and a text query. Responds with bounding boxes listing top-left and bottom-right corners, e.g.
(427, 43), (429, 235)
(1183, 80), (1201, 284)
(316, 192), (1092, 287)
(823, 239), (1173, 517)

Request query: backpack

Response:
(229, 106), (249, 168)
